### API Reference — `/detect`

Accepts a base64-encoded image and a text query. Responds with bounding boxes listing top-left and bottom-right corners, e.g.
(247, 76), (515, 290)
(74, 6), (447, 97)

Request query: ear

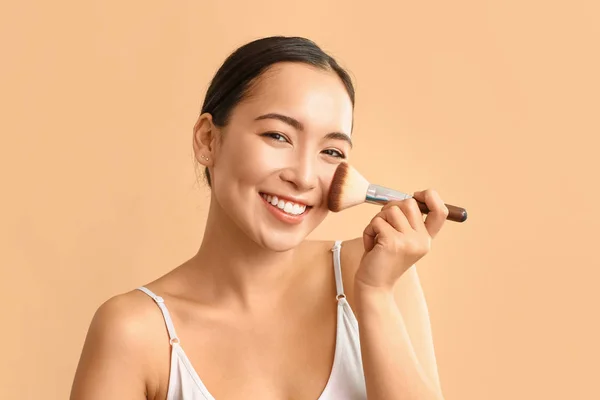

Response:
(192, 113), (217, 166)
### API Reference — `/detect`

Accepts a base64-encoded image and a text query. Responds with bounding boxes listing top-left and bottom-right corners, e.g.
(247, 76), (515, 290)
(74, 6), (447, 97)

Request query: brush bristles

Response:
(327, 163), (370, 212)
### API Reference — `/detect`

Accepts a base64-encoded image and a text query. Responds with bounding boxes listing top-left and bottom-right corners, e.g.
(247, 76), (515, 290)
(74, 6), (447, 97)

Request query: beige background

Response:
(1, 1), (599, 399)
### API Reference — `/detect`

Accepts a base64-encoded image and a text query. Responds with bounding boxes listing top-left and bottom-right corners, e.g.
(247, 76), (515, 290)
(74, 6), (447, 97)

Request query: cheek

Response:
(215, 135), (285, 185)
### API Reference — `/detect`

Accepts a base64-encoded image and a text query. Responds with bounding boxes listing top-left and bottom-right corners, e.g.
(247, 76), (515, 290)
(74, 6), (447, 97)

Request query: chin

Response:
(255, 229), (309, 252)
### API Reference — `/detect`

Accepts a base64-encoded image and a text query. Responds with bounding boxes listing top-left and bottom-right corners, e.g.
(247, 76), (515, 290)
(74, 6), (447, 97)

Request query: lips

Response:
(259, 192), (308, 216)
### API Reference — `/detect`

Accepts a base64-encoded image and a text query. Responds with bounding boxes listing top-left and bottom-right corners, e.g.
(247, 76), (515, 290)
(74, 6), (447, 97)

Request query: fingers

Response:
(379, 189), (449, 238)
(384, 206), (412, 232)
(381, 198), (426, 232)
(413, 189), (449, 238)
(363, 202), (420, 253)
(365, 189), (448, 253)
(363, 214), (398, 252)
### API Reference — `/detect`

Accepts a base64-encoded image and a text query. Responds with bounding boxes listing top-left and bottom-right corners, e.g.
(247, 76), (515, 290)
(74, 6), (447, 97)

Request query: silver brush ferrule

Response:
(365, 184), (413, 205)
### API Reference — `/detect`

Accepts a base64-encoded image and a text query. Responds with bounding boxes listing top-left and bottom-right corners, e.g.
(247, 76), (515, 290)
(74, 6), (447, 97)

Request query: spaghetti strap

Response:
(331, 240), (345, 300)
(136, 286), (180, 345)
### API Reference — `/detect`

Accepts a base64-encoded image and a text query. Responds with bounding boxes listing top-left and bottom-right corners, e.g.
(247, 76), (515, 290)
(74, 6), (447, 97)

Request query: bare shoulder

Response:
(338, 237), (364, 304)
(88, 289), (166, 350)
(339, 237), (365, 264)
(304, 238), (364, 304)
(70, 290), (169, 400)
(329, 238), (425, 307)
(305, 237), (363, 260)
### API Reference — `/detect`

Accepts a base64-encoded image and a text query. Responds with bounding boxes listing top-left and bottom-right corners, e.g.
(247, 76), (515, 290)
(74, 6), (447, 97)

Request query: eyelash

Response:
(322, 149), (346, 159)
(263, 132), (289, 142)
(262, 132), (346, 159)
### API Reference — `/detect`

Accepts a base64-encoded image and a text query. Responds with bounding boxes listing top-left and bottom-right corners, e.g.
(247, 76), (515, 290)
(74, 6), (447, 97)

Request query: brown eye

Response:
(322, 149), (346, 159)
(262, 132), (290, 143)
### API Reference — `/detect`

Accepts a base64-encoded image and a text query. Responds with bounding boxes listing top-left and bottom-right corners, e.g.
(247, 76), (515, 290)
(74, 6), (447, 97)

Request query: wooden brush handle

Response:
(416, 200), (468, 223)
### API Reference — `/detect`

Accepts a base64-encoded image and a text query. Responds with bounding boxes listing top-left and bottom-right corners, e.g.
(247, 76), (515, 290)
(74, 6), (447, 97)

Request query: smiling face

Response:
(196, 62), (354, 252)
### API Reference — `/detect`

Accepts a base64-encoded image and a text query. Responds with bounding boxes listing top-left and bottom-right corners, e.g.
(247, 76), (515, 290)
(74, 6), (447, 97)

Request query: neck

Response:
(188, 197), (301, 309)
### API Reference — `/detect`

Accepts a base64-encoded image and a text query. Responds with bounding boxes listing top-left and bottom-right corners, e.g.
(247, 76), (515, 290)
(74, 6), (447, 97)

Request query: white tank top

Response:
(137, 240), (367, 399)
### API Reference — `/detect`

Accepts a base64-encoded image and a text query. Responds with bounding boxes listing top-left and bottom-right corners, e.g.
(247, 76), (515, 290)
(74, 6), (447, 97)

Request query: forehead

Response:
(233, 62), (354, 134)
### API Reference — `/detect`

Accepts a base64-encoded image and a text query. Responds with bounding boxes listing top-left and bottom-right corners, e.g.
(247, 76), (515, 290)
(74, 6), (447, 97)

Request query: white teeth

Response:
(261, 193), (307, 216)
(284, 202), (293, 213)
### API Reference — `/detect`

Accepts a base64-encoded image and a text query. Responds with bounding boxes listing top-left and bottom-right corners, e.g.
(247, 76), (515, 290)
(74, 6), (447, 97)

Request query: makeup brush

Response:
(328, 163), (468, 223)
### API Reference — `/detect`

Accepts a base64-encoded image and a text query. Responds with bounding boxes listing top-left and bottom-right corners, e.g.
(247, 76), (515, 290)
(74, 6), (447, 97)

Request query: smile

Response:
(259, 193), (309, 216)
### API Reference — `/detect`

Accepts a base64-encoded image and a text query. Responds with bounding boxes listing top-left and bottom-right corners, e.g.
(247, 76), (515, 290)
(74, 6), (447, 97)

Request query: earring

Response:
(201, 155), (209, 161)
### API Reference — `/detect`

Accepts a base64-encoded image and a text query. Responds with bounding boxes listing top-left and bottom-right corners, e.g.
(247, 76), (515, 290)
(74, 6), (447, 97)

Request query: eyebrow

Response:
(255, 113), (353, 148)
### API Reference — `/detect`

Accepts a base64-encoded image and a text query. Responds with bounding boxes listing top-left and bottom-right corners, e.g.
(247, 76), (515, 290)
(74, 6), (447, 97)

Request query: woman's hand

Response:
(354, 189), (449, 292)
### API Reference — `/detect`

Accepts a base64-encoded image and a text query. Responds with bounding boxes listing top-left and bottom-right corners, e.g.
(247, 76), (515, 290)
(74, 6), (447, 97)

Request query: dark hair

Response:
(199, 36), (355, 187)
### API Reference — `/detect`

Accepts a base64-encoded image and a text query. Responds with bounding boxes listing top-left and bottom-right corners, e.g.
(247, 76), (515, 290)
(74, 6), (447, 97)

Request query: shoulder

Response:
(305, 238), (364, 303)
(93, 289), (165, 343)
(84, 289), (167, 346)
(339, 237), (365, 262)
(70, 289), (169, 399)
(333, 238), (425, 311)
(305, 237), (363, 271)
(338, 238), (364, 303)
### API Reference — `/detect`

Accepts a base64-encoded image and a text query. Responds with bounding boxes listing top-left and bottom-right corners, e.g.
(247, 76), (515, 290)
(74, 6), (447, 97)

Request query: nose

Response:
(279, 154), (318, 192)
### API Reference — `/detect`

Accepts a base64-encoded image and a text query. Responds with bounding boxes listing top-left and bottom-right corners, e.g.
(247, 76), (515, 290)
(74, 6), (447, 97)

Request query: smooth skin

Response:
(70, 62), (447, 400)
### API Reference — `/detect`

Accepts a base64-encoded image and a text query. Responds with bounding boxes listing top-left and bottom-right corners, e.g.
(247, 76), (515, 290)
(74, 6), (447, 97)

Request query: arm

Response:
(343, 239), (444, 400)
(355, 277), (444, 400)
(342, 189), (448, 400)
(70, 295), (151, 400)
(393, 265), (442, 394)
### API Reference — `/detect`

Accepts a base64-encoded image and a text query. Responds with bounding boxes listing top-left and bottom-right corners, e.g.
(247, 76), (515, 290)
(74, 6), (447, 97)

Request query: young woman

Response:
(70, 36), (448, 400)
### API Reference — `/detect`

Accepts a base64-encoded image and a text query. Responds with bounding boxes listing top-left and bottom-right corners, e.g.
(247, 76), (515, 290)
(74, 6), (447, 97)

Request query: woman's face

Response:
(208, 62), (353, 251)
